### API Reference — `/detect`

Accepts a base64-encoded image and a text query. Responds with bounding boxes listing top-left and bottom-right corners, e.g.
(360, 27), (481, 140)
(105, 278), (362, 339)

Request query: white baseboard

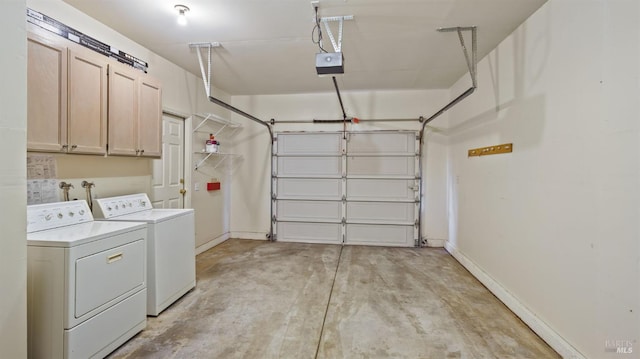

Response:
(196, 232), (230, 255)
(230, 231), (269, 241)
(444, 242), (585, 359)
(424, 238), (446, 248)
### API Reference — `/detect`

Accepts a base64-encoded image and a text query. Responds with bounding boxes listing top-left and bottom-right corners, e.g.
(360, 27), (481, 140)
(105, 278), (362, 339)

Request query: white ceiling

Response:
(62, 0), (546, 96)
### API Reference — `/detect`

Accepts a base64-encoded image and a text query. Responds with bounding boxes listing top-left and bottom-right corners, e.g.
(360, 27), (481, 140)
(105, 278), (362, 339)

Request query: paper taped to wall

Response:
(27, 154), (59, 204)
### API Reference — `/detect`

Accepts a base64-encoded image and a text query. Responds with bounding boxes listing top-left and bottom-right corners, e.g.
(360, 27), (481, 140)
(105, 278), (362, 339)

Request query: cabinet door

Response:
(68, 47), (108, 155)
(107, 63), (138, 156)
(27, 33), (67, 152)
(138, 76), (162, 157)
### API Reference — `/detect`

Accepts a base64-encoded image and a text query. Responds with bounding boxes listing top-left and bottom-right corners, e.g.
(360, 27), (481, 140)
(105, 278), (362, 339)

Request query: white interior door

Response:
(273, 131), (420, 247)
(152, 114), (185, 208)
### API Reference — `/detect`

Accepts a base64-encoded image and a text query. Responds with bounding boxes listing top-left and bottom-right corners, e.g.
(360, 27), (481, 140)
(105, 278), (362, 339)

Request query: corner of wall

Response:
(444, 241), (586, 359)
(1, 0), (28, 357)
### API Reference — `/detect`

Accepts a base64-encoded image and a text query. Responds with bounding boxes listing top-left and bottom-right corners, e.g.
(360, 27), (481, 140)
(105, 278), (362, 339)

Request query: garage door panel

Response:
(347, 156), (415, 177)
(278, 133), (342, 155)
(277, 156), (341, 177)
(274, 131), (420, 247)
(345, 224), (414, 247)
(347, 132), (415, 154)
(347, 202), (415, 224)
(277, 222), (342, 244)
(347, 179), (416, 201)
(277, 200), (342, 222)
(277, 178), (343, 200)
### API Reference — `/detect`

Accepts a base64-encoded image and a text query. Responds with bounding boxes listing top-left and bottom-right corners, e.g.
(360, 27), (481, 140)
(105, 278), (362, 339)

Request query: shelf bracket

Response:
(194, 152), (237, 171)
(193, 113), (231, 136)
(194, 152), (214, 170)
(212, 155), (230, 170)
(320, 15), (354, 53)
(437, 26), (477, 88)
(189, 42), (221, 98)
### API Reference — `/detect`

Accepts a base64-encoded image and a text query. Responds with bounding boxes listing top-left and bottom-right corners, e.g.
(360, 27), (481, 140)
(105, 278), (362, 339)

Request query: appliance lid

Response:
(101, 208), (194, 223)
(27, 220), (147, 247)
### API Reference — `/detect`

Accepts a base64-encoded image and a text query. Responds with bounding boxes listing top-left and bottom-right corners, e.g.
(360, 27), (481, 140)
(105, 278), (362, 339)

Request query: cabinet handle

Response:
(71, 144), (78, 150)
(140, 149), (144, 154)
(135, 149), (140, 154)
(107, 253), (123, 264)
(61, 144), (68, 151)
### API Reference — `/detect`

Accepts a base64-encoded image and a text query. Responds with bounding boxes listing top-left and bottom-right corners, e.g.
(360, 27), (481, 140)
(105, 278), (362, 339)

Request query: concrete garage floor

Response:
(109, 239), (560, 359)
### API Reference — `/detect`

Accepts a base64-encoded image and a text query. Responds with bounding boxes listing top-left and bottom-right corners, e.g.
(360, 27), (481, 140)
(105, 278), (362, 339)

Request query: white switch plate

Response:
(194, 182), (200, 191)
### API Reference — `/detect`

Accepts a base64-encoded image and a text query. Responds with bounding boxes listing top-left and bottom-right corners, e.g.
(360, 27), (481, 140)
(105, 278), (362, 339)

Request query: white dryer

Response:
(93, 193), (196, 316)
(27, 200), (147, 359)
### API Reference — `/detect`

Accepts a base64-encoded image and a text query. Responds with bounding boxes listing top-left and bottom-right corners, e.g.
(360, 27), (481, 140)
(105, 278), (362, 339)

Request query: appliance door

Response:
(66, 228), (146, 328)
(74, 240), (145, 318)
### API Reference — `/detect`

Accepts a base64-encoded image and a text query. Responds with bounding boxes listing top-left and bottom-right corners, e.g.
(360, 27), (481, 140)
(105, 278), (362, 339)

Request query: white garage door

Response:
(272, 131), (420, 247)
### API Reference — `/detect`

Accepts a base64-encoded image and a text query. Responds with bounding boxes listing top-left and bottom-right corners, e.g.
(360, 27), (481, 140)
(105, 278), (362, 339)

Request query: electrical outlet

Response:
(194, 182), (200, 191)
(310, 0), (319, 9)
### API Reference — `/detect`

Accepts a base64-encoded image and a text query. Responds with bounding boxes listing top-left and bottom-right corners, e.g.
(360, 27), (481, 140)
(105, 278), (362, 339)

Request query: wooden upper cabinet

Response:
(27, 30), (162, 157)
(137, 76), (162, 158)
(27, 32), (68, 152)
(108, 62), (139, 156)
(107, 66), (162, 158)
(67, 47), (108, 155)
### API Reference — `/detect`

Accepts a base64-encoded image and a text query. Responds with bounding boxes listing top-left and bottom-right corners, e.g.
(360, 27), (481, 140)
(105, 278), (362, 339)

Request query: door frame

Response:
(160, 108), (192, 209)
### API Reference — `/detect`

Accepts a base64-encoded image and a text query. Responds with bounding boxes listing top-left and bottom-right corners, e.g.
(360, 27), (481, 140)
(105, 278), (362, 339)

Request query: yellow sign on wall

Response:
(468, 143), (513, 157)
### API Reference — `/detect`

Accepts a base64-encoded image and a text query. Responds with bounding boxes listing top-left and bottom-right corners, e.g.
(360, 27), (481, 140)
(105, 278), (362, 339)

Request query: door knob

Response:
(179, 189), (187, 195)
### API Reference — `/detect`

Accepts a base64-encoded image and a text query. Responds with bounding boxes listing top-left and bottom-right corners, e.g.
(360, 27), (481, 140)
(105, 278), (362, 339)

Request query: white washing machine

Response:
(27, 200), (147, 359)
(93, 193), (196, 316)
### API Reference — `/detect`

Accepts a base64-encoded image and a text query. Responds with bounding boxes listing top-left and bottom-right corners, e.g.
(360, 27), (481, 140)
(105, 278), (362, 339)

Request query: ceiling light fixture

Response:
(174, 5), (190, 26)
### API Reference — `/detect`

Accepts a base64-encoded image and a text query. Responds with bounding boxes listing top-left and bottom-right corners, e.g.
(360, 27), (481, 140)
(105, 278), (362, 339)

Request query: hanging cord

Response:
(312, 6), (328, 53)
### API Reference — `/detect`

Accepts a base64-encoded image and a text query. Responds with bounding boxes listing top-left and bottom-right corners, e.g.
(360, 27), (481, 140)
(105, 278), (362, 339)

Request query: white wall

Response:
(230, 89), (450, 242)
(26, 0), (233, 249)
(0, 0), (27, 357)
(445, 0), (639, 357)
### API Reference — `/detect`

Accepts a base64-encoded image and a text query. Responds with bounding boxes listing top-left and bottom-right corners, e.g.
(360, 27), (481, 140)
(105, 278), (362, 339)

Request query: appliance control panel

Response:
(27, 200), (93, 233)
(93, 193), (153, 219)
